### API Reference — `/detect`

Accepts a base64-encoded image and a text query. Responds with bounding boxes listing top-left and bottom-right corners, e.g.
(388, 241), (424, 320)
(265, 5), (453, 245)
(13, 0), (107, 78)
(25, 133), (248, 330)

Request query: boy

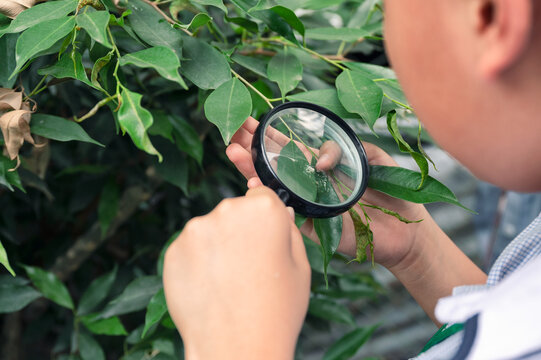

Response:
(163, 0), (541, 358)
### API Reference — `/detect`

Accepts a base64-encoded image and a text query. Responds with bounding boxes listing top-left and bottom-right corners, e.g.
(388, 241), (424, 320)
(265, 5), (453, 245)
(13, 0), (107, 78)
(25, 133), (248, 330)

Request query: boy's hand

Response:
(226, 116), (428, 269)
(163, 186), (311, 360)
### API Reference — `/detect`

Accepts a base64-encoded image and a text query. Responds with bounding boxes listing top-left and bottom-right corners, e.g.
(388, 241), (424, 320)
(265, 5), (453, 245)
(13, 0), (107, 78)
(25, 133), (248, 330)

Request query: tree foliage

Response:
(0, 0), (466, 358)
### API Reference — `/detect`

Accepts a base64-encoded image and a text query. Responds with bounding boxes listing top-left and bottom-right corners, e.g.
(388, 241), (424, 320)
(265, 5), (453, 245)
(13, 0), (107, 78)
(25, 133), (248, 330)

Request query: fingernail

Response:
(287, 207), (295, 220)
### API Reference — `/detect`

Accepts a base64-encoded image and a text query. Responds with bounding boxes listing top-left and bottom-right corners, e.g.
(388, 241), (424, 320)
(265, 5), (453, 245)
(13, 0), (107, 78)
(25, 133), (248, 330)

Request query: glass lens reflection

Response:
(263, 108), (362, 206)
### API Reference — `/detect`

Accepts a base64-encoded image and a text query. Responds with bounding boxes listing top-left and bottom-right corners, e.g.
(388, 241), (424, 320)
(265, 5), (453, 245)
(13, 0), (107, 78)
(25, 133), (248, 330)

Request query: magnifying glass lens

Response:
(263, 107), (364, 207)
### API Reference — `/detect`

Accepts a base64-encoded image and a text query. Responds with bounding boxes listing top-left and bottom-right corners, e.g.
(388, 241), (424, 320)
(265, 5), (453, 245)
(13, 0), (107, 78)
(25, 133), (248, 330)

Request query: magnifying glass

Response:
(251, 101), (369, 218)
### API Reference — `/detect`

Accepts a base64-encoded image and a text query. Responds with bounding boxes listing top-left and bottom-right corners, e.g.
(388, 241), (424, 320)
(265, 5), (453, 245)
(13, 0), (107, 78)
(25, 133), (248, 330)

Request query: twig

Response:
(141, 0), (192, 36)
(74, 95), (118, 122)
(49, 185), (154, 281)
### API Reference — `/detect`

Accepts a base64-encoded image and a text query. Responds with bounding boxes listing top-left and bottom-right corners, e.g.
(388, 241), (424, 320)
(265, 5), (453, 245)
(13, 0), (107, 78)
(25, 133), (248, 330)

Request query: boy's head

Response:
(383, 0), (541, 192)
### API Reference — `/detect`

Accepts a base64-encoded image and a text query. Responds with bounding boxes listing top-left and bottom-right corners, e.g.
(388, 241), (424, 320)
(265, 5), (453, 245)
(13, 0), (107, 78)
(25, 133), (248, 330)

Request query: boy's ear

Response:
(473, 0), (533, 79)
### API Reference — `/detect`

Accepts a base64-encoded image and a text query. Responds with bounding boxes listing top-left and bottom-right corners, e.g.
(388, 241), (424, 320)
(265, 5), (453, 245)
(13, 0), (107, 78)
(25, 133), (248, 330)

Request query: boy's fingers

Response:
(226, 143), (258, 179)
(247, 177), (263, 188)
(230, 127), (253, 151)
(315, 140), (342, 171)
(242, 116), (259, 134)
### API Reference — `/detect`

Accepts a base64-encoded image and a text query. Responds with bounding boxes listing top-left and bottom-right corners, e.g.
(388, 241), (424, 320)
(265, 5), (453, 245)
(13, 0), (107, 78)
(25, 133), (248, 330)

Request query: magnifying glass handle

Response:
(276, 188), (290, 204)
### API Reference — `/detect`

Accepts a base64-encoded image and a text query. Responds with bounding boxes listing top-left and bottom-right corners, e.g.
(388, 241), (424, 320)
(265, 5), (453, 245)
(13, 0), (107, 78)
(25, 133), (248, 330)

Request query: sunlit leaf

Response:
(267, 50), (302, 98)
(0, 240), (15, 276)
(336, 69), (383, 130)
(0, 0), (77, 37)
(120, 46), (187, 89)
(76, 10), (112, 48)
(180, 34), (231, 89)
(11, 16), (76, 79)
(117, 86), (162, 161)
(204, 77), (252, 144)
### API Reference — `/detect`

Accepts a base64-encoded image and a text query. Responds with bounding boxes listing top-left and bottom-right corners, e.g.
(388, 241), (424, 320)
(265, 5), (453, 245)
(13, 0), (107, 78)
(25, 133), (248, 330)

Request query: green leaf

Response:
(313, 215), (342, 286)
(127, 0), (183, 59)
(308, 298), (355, 326)
(98, 276), (162, 319)
(305, 27), (369, 41)
(170, 116), (203, 165)
(376, 78), (409, 109)
(323, 325), (378, 360)
(336, 69), (383, 130)
(303, 235), (325, 274)
(142, 288), (167, 338)
(345, 62), (397, 80)
(386, 111), (428, 188)
(191, 0), (227, 13)
(251, 7), (301, 46)
(0, 0), (78, 37)
(91, 50), (113, 89)
(267, 50), (302, 98)
(76, 11), (112, 49)
(10, 16), (76, 79)
(77, 266), (118, 315)
(22, 265), (74, 310)
(0, 156), (24, 192)
(37, 52), (94, 87)
(180, 34), (231, 89)
(0, 33), (18, 88)
(157, 230), (180, 277)
(120, 46), (187, 89)
(0, 276), (42, 313)
(118, 86), (162, 161)
(78, 332), (105, 360)
(80, 314), (127, 336)
(30, 114), (105, 147)
(185, 12), (212, 31)
(204, 77), (252, 144)
(368, 165), (472, 211)
(98, 180), (119, 238)
(225, 16), (259, 33)
(348, 209), (373, 264)
(231, 53), (268, 78)
(148, 112), (174, 142)
(287, 89), (357, 119)
(276, 141), (317, 202)
(0, 240), (15, 276)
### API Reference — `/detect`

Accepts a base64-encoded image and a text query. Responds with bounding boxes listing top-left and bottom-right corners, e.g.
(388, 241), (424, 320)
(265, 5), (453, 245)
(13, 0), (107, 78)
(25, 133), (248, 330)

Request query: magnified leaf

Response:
(276, 141), (317, 202)
(204, 77), (252, 144)
(267, 50), (302, 98)
(76, 10), (112, 49)
(336, 69), (383, 130)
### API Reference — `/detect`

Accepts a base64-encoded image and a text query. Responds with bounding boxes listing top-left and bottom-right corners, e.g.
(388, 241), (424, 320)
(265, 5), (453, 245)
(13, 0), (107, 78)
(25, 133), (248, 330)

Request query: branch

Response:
(141, 0), (192, 35)
(49, 185), (154, 281)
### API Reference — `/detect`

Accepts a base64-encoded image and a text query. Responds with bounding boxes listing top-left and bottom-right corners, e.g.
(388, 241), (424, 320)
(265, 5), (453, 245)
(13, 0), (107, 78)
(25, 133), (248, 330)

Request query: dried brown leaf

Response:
(0, 88), (23, 112)
(0, 109), (35, 162)
(0, 0), (36, 19)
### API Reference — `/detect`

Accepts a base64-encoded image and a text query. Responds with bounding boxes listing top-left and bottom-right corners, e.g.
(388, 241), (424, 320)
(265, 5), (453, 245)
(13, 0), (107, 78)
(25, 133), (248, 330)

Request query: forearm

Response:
(387, 215), (487, 325)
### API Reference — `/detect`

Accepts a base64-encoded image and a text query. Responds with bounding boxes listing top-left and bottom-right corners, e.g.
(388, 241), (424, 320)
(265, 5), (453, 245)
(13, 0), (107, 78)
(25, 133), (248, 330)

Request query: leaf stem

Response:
(231, 69), (274, 109)
(24, 75), (48, 101)
(74, 95), (119, 122)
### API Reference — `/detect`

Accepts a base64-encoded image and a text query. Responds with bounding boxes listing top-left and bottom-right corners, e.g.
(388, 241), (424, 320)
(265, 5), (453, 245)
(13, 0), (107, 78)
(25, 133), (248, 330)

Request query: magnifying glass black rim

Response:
(251, 101), (369, 218)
